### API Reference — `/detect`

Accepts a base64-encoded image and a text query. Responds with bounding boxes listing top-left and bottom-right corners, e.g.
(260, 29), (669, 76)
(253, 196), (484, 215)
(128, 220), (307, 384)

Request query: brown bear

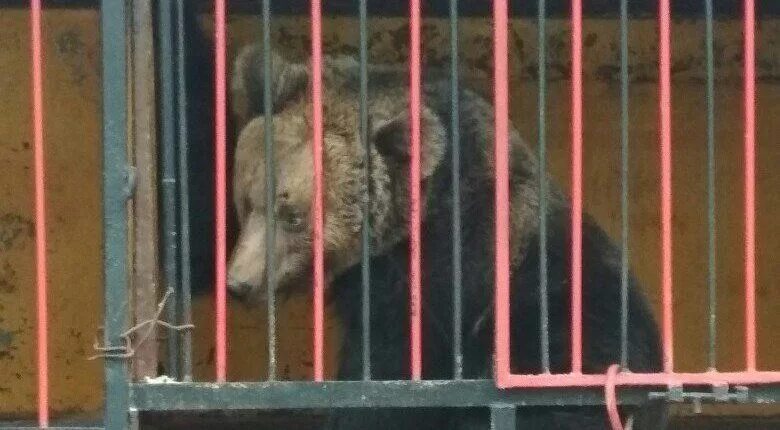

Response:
(226, 46), (667, 430)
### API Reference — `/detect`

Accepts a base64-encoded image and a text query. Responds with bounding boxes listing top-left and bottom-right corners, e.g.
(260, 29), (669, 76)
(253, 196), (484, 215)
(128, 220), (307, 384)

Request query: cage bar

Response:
(130, 0), (161, 381)
(493, 0), (511, 388)
(214, 0), (228, 383)
(659, 0), (674, 374)
(132, 377), (780, 412)
(743, 0), (757, 372)
(409, 0), (423, 381)
(490, 405), (516, 430)
(618, 0), (631, 371)
(570, 0), (584, 375)
(450, 0), (463, 380)
(311, 0), (326, 382)
(130, 380), (662, 411)
(497, 370), (780, 387)
(29, 0), (48, 425)
(704, 0), (717, 371)
(102, 0), (131, 426)
(158, 0), (181, 380)
(358, 0), (372, 381)
(175, 0), (193, 381)
(262, 0), (278, 382)
(537, 0), (551, 375)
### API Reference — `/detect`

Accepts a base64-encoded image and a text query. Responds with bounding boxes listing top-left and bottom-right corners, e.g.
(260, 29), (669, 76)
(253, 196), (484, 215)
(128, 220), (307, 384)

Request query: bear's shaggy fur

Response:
(226, 45), (667, 429)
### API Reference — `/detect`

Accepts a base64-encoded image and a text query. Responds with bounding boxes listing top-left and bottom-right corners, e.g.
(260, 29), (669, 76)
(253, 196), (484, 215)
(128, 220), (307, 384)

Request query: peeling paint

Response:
(56, 28), (89, 85)
(0, 329), (17, 360)
(0, 261), (17, 294)
(0, 214), (33, 252)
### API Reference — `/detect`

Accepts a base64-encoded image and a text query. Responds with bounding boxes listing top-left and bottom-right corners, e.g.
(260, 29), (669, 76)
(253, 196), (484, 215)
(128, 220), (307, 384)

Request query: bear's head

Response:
(227, 47), (447, 304)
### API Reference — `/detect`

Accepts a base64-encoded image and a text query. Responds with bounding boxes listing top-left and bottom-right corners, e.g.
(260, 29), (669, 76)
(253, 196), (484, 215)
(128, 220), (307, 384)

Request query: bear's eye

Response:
(278, 205), (305, 233)
(286, 214), (303, 229)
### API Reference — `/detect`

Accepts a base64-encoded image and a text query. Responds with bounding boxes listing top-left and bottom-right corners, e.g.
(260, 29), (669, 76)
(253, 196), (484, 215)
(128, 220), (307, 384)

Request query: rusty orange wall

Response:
(0, 9), (103, 420)
(1, 9), (779, 419)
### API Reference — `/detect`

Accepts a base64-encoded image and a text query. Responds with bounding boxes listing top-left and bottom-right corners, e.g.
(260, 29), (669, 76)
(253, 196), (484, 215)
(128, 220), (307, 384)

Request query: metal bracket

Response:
(649, 384), (750, 413)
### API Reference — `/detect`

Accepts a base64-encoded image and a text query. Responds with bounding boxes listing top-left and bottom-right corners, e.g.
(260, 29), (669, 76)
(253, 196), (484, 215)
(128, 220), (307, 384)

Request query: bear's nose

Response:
(227, 277), (252, 298)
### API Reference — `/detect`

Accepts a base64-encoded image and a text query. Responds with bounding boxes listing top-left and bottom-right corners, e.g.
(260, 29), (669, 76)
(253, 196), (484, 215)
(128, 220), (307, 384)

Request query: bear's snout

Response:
(227, 277), (253, 299)
(227, 214), (267, 303)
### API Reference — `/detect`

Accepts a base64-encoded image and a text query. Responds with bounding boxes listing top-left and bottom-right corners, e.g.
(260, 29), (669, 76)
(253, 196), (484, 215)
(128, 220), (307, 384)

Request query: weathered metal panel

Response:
(101, 0), (130, 428)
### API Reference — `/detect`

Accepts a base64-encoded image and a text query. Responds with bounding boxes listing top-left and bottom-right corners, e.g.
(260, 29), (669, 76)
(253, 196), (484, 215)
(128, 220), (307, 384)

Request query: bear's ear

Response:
(231, 45), (308, 129)
(370, 106), (446, 179)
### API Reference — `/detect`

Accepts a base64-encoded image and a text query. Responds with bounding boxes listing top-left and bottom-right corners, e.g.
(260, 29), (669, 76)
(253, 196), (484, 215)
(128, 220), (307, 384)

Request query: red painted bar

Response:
(658, 0), (674, 374)
(214, 0), (228, 382)
(570, 0), (584, 375)
(743, 0), (757, 372)
(311, 0), (325, 382)
(501, 370), (780, 388)
(30, 0), (49, 426)
(409, 0), (423, 381)
(492, 0), (512, 388)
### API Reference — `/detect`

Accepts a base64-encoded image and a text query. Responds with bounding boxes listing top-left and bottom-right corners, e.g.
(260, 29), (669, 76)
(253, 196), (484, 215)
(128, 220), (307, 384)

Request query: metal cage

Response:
(7, 0), (780, 429)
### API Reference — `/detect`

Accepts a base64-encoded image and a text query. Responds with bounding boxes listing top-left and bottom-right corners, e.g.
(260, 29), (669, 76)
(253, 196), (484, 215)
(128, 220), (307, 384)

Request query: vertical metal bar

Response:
(129, 408), (140, 430)
(358, 0), (372, 381)
(29, 0), (48, 426)
(311, 0), (326, 382)
(659, 0), (674, 374)
(409, 0), (423, 381)
(449, 0), (463, 381)
(492, 0), (511, 388)
(570, 0), (584, 375)
(262, 0), (278, 382)
(537, 0), (550, 374)
(214, 0), (228, 383)
(743, 0), (757, 372)
(175, 0), (193, 381)
(129, 409), (140, 430)
(619, 0), (630, 371)
(490, 405), (516, 430)
(704, 0), (717, 372)
(158, 0), (180, 380)
(131, 0), (161, 381)
(102, 0), (130, 427)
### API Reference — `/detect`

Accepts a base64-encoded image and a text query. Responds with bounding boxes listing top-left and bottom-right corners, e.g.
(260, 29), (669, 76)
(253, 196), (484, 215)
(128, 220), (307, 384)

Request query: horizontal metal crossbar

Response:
(0, 426), (103, 430)
(5, 0), (780, 17)
(130, 380), (648, 410)
(129, 380), (780, 411)
(498, 371), (780, 388)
